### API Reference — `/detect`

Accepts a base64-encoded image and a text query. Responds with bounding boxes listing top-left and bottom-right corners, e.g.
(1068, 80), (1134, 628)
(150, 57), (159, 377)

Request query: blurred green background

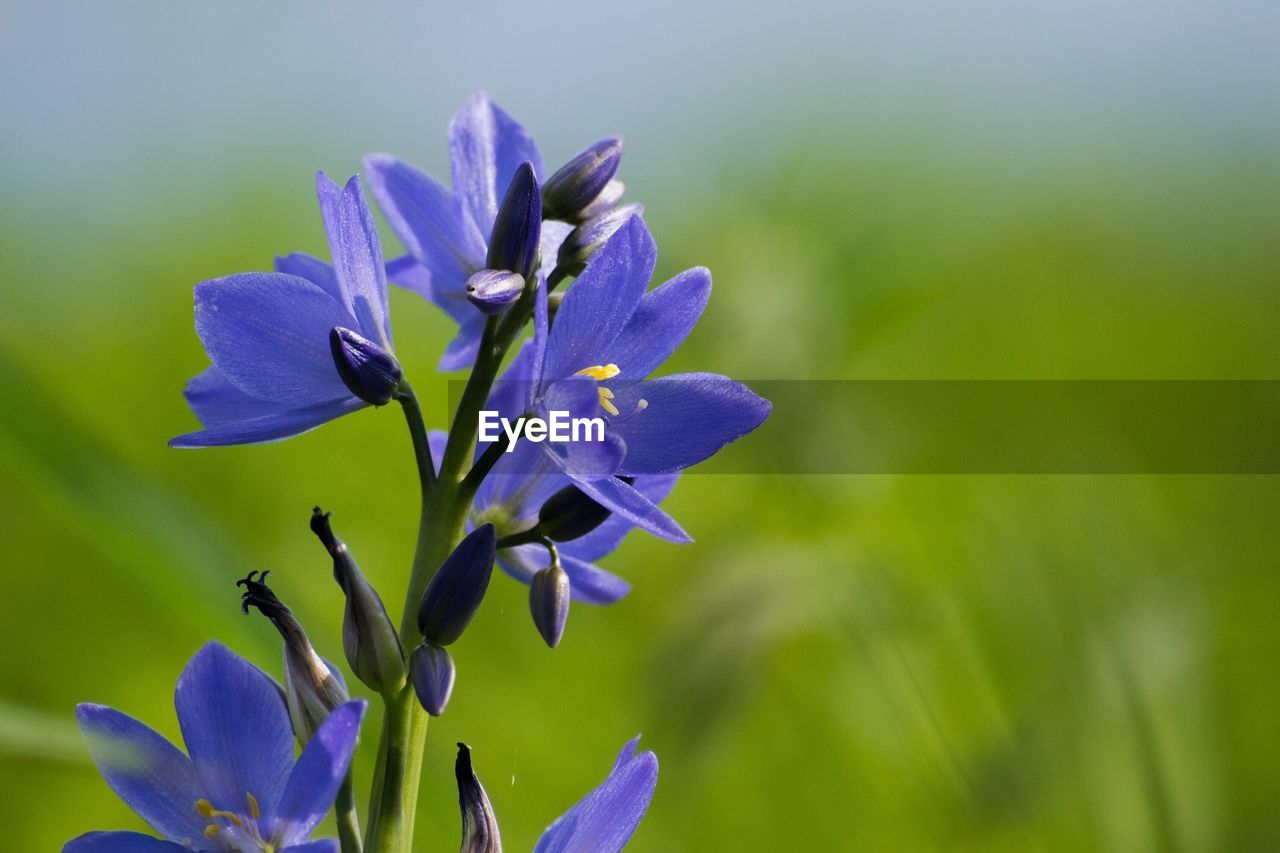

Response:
(3, 1), (1279, 850)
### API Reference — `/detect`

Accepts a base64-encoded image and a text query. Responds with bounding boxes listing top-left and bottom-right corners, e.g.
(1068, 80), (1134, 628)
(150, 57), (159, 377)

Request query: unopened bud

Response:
(537, 483), (613, 542)
(455, 743), (502, 853)
(486, 162), (541, 280)
(239, 571), (349, 742)
(330, 326), (401, 405)
(530, 560), (571, 648)
(417, 525), (497, 646)
(542, 138), (623, 223)
(465, 269), (525, 315)
(311, 508), (405, 694)
(576, 178), (625, 222)
(410, 641), (456, 717)
(558, 203), (643, 267)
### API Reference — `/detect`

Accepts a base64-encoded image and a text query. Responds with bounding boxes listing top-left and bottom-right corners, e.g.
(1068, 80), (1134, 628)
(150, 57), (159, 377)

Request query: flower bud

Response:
(486, 161), (541, 280)
(330, 326), (401, 406)
(311, 508), (406, 694)
(537, 483), (614, 542)
(576, 178), (625, 221)
(455, 743), (502, 853)
(417, 525), (497, 646)
(530, 561), (571, 648)
(465, 269), (525, 315)
(558, 203), (644, 267)
(239, 571), (349, 743)
(542, 138), (623, 223)
(410, 641), (456, 717)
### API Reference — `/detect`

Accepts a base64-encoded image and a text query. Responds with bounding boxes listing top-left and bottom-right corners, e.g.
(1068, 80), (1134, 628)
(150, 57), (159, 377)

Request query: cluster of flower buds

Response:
(310, 507), (406, 694)
(409, 524), (497, 715)
(238, 570), (350, 743)
(541, 138), (623, 223)
(491, 482), (626, 648)
(540, 137), (642, 281)
(465, 163), (541, 315)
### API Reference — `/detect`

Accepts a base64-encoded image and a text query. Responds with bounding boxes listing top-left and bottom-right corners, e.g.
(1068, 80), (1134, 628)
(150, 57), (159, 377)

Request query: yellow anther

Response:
(247, 792), (261, 820)
(194, 798), (243, 826)
(575, 364), (622, 414)
(575, 364), (620, 381)
(204, 824), (221, 839)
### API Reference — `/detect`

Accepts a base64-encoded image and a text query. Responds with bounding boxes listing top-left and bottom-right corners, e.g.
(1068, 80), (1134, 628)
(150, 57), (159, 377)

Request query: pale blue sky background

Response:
(3, 0), (1277, 215)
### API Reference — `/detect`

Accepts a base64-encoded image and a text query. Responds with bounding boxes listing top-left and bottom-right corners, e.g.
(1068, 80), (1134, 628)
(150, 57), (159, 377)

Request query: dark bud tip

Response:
(410, 641), (455, 717)
(455, 741), (502, 852)
(486, 162), (542, 280)
(537, 483), (614, 542)
(330, 326), (401, 406)
(417, 524), (498, 646)
(530, 562), (571, 648)
(559, 203), (644, 266)
(238, 570), (288, 621)
(465, 269), (525, 316)
(542, 137), (623, 222)
(309, 507), (338, 554)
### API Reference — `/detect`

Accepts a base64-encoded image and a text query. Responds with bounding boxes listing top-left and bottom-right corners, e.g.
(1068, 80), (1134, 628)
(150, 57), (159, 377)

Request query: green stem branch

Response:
(335, 768), (362, 853)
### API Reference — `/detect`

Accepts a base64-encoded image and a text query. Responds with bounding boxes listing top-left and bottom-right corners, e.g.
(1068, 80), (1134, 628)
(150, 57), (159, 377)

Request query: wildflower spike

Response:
(417, 524), (497, 646)
(455, 743), (502, 853)
(238, 571), (349, 742)
(410, 641), (456, 717)
(530, 549), (571, 648)
(311, 507), (406, 694)
(542, 137), (623, 223)
(329, 326), (401, 406)
(486, 161), (541, 280)
(465, 269), (525, 315)
(558, 203), (644, 267)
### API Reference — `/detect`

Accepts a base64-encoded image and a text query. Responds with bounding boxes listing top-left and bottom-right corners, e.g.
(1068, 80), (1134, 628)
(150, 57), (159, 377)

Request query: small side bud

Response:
(239, 571), (349, 743)
(486, 162), (541, 280)
(537, 483), (614, 542)
(330, 326), (401, 405)
(410, 641), (456, 717)
(417, 525), (497, 646)
(558, 203), (644, 267)
(311, 508), (406, 694)
(530, 560), (571, 648)
(465, 269), (525, 315)
(455, 743), (502, 853)
(542, 137), (623, 222)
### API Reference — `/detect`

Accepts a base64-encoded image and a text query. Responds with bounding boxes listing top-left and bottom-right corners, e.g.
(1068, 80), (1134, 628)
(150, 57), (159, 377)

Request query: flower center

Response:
(575, 363), (620, 416)
(194, 793), (275, 852)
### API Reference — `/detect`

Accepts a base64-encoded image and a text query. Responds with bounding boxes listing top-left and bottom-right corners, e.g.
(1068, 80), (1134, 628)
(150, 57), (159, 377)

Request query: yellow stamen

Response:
(575, 364), (620, 381)
(194, 798), (243, 826)
(246, 792), (261, 821)
(575, 364), (622, 415)
(204, 824), (221, 839)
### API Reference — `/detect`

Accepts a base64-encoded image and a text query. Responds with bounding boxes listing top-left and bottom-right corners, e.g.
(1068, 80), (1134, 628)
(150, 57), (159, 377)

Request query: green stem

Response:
(396, 381), (435, 494)
(335, 768), (363, 853)
(363, 296), (534, 852)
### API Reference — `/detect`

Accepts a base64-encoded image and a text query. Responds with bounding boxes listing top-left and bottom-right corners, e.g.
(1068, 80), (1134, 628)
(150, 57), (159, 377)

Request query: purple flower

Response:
(170, 173), (396, 448)
(430, 344), (680, 607)
(456, 736), (658, 853)
(527, 215), (770, 542)
(66, 643), (366, 853)
(363, 93), (585, 371)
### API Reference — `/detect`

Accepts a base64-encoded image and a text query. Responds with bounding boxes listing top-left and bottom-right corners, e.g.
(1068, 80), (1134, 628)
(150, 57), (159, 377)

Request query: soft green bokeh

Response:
(3, 125), (1278, 851)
